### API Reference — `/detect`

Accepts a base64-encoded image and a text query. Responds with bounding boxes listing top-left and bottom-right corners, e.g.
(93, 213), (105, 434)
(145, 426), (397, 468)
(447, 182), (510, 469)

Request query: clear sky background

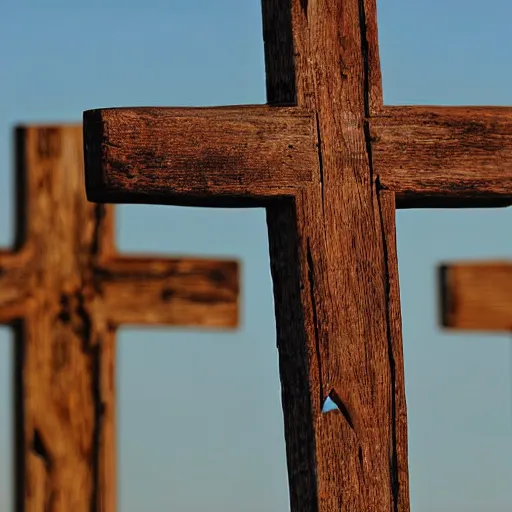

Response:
(1, 1), (512, 511)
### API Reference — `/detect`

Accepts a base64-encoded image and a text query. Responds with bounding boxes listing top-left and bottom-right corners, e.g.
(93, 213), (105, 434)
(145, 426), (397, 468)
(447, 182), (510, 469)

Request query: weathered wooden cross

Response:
(83, 1), (512, 510)
(440, 261), (512, 332)
(0, 125), (239, 512)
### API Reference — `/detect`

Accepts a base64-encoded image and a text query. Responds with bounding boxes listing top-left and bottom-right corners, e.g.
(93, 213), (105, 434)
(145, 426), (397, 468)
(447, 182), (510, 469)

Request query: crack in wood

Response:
(323, 389), (356, 433)
(314, 112), (326, 218)
(31, 429), (51, 469)
(357, 0), (371, 119)
(376, 184), (400, 512)
(300, 0), (308, 19)
(306, 238), (324, 406)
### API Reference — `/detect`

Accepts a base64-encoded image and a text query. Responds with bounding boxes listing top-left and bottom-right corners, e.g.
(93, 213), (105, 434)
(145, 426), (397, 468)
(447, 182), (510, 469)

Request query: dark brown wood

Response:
(439, 261), (512, 331)
(84, 106), (316, 205)
(263, 2), (408, 511)
(373, 107), (512, 206)
(85, 104), (512, 209)
(0, 125), (239, 512)
(380, 192), (410, 512)
(82, 0), (512, 511)
(98, 257), (238, 327)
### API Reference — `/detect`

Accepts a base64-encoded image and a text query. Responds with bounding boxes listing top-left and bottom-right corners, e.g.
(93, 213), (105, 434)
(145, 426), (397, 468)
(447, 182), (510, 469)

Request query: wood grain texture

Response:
(99, 257), (238, 327)
(84, 106), (316, 205)
(379, 192), (410, 511)
(81, 1), (512, 511)
(439, 261), (512, 331)
(263, 2), (409, 511)
(85, 103), (512, 209)
(372, 106), (512, 207)
(0, 126), (240, 512)
(84, 0), (411, 510)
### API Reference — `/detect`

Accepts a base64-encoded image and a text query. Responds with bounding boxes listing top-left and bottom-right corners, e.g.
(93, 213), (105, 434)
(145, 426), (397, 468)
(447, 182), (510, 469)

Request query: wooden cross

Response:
(440, 261), (512, 332)
(83, 2), (512, 510)
(0, 125), (239, 512)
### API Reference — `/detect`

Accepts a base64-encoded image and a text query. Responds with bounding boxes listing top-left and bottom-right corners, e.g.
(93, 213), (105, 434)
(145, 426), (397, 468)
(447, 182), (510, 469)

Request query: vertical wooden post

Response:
(83, 1), (512, 509)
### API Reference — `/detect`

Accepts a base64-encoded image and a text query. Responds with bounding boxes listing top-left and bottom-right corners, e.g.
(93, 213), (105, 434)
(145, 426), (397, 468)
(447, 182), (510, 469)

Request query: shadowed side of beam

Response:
(439, 261), (512, 331)
(372, 106), (512, 208)
(97, 257), (240, 327)
(84, 106), (317, 206)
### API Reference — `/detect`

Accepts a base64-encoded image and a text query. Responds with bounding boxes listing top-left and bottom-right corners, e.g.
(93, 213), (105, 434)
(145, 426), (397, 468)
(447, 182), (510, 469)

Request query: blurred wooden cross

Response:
(440, 262), (512, 332)
(0, 125), (239, 512)
(83, 1), (512, 510)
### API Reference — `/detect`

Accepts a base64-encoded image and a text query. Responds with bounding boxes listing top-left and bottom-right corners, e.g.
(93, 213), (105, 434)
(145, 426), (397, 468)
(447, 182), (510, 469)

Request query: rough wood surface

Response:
(263, 2), (408, 510)
(99, 257), (238, 327)
(85, 103), (512, 209)
(439, 261), (512, 331)
(84, 106), (316, 205)
(84, 1), (409, 510)
(82, 0), (512, 511)
(0, 126), (239, 512)
(379, 192), (410, 511)
(373, 106), (512, 206)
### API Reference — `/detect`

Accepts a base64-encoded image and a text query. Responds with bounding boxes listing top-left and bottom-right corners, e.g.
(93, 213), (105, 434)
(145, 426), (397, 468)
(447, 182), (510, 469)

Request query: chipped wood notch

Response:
(0, 125), (240, 512)
(83, 0), (512, 511)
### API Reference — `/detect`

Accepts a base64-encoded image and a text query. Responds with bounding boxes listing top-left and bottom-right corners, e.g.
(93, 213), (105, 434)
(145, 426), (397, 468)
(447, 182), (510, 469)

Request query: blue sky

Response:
(1, 1), (512, 511)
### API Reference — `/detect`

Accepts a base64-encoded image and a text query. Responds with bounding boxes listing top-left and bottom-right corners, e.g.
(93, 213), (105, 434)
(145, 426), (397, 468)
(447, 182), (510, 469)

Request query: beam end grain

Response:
(372, 106), (512, 208)
(83, 109), (107, 203)
(439, 261), (512, 331)
(83, 106), (317, 207)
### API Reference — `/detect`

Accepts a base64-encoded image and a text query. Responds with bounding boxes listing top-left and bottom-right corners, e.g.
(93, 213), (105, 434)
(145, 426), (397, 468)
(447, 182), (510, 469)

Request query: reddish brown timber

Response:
(0, 125), (239, 512)
(83, 0), (512, 510)
(373, 106), (512, 207)
(85, 105), (512, 209)
(84, 106), (316, 206)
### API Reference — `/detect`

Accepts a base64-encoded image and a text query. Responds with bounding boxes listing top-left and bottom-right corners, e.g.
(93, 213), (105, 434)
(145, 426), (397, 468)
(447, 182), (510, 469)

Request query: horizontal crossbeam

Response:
(84, 105), (512, 208)
(439, 261), (512, 331)
(98, 256), (239, 327)
(85, 106), (316, 206)
(374, 107), (512, 207)
(0, 249), (239, 329)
